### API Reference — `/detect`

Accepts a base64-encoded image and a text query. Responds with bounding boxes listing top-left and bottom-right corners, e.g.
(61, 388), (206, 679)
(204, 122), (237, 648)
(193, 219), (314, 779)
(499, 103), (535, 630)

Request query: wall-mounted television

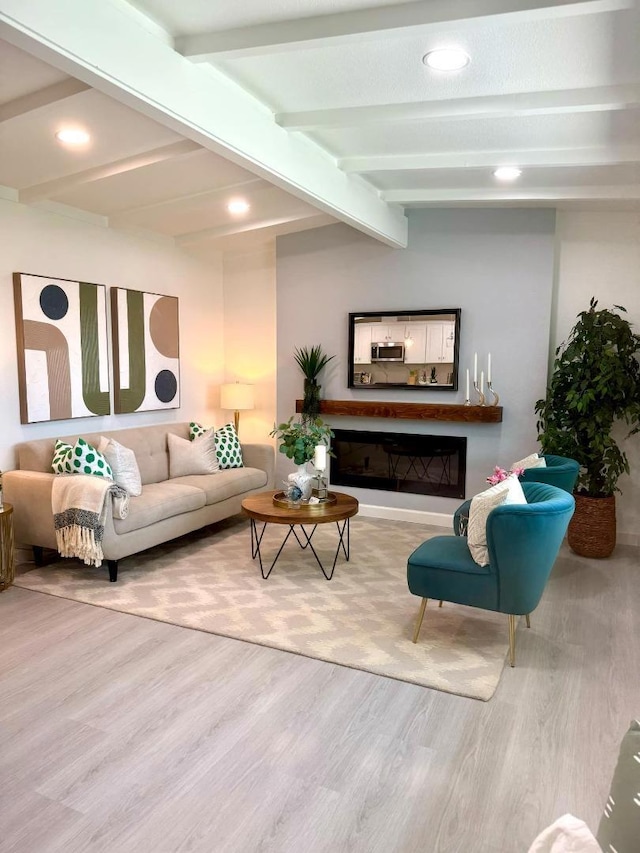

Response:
(348, 308), (461, 391)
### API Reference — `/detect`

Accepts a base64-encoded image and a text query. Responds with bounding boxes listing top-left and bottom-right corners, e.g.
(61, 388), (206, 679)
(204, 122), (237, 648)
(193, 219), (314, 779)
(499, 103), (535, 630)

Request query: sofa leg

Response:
(508, 614), (517, 667)
(33, 545), (44, 567)
(107, 560), (118, 583)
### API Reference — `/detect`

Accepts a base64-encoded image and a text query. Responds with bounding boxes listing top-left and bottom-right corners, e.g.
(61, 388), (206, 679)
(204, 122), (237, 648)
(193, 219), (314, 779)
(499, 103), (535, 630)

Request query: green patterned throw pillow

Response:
(215, 423), (243, 469)
(71, 437), (114, 479)
(52, 439), (74, 474)
(189, 421), (210, 440)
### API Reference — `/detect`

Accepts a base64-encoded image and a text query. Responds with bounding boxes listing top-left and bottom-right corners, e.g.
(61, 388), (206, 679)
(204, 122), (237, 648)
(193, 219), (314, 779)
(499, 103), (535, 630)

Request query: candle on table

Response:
(480, 370), (484, 394)
(474, 352), (478, 383)
(314, 444), (327, 472)
(487, 353), (492, 383)
(466, 368), (470, 400)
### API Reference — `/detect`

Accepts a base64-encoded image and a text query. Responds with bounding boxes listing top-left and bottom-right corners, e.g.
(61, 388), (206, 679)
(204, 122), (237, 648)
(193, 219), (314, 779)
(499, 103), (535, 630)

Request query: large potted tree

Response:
(535, 299), (640, 557)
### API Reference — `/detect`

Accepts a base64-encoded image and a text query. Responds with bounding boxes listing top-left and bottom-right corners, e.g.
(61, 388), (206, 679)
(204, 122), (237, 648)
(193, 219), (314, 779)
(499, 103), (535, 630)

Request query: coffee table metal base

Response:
(249, 517), (350, 580)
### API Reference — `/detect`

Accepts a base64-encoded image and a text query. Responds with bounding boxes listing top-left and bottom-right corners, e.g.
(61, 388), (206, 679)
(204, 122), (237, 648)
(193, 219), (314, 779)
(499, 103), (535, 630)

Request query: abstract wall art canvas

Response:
(111, 288), (180, 414)
(13, 272), (110, 424)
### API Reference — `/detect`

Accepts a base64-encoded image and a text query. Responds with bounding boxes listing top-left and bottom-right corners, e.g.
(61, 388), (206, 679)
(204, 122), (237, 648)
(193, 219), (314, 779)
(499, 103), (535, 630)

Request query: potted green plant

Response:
(269, 416), (334, 466)
(535, 298), (640, 557)
(294, 345), (335, 421)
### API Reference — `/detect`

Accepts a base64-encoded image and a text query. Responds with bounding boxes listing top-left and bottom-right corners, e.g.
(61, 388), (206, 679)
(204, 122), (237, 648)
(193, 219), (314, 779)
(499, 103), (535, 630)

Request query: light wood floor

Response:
(0, 537), (638, 853)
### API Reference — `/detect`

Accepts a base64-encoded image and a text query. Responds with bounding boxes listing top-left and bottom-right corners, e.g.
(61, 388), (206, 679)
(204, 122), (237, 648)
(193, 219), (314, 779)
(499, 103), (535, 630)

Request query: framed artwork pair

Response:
(12, 272), (180, 424)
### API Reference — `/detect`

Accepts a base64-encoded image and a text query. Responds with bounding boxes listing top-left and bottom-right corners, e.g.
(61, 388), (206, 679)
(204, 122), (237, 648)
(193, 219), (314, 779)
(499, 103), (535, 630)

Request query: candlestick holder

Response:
(473, 381), (486, 406)
(487, 381), (500, 407)
(464, 397), (472, 406)
(312, 474), (329, 501)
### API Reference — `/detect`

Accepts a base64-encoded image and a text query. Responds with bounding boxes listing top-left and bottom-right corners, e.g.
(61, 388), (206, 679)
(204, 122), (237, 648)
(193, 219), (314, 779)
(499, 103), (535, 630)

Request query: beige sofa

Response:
(3, 422), (274, 582)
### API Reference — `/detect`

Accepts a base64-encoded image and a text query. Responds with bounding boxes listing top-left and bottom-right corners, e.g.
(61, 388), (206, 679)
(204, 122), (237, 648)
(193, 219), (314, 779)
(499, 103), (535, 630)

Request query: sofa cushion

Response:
(170, 466), (268, 505)
(214, 423), (244, 469)
(51, 439), (74, 474)
(113, 482), (206, 534)
(70, 437), (114, 480)
(168, 430), (219, 477)
(98, 436), (142, 496)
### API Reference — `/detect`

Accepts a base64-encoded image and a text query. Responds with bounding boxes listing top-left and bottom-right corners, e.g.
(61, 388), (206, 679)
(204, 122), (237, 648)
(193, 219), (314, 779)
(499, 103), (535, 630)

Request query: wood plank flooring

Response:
(0, 540), (638, 853)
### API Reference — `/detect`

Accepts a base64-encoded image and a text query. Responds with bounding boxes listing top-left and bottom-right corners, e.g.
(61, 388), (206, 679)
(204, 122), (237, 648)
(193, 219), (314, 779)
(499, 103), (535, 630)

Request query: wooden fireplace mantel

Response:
(295, 399), (502, 423)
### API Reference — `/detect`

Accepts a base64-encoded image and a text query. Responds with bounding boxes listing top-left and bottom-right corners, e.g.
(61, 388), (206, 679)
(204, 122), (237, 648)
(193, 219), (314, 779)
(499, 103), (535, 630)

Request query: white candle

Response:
(314, 444), (327, 472)
(487, 352), (492, 383)
(480, 370), (484, 394)
(473, 352), (478, 383)
(466, 368), (470, 400)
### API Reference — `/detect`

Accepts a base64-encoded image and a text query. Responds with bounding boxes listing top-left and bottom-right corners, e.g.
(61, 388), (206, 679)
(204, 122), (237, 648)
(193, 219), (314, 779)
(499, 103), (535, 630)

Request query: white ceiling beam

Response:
(0, 78), (90, 123)
(383, 185), (640, 204)
(177, 0), (630, 60)
(0, 0), (407, 248)
(340, 147), (640, 173)
(18, 140), (202, 204)
(277, 86), (640, 131)
(176, 213), (335, 246)
(109, 178), (267, 226)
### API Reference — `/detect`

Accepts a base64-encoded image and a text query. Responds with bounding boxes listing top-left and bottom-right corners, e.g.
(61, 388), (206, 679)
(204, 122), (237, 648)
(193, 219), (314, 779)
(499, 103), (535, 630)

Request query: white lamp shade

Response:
(220, 383), (254, 412)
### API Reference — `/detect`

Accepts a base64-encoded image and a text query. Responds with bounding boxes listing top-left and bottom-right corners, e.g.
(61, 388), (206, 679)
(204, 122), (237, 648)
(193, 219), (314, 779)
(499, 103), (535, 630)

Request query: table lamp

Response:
(220, 382), (254, 434)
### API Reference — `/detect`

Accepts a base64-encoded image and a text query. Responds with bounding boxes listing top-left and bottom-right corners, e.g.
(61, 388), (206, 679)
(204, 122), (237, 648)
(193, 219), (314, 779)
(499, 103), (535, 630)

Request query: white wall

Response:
(0, 199), (224, 472)
(221, 245), (277, 445)
(553, 210), (640, 543)
(276, 210), (557, 517)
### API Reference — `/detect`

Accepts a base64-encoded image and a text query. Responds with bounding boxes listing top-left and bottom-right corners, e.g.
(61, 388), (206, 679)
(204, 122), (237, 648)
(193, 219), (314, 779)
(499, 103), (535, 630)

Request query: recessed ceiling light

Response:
(423, 48), (470, 71)
(493, 166), (522, 181)
(227, 198), (250, 215)
(55, 128), (91, 146)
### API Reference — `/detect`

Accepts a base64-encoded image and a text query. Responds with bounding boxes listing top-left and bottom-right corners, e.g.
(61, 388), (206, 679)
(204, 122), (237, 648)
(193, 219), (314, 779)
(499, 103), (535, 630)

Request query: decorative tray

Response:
(272, 491), (338, 510)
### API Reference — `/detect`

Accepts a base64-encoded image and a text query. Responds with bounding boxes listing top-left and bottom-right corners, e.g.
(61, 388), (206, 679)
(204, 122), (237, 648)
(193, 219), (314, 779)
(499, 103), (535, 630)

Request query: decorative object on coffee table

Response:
(294, 344), (335, 421)
(535, 298), (640, 557)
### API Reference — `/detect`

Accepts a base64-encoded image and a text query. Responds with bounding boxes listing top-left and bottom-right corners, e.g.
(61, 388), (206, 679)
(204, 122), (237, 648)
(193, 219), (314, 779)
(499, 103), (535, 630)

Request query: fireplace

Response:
(330, 428), (466, 499)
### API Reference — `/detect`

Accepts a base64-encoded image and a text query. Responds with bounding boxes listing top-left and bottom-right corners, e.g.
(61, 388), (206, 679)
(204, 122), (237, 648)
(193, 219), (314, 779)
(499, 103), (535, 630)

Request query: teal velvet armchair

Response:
(520, 454), (579, 493)
(407, 482), (575, 666)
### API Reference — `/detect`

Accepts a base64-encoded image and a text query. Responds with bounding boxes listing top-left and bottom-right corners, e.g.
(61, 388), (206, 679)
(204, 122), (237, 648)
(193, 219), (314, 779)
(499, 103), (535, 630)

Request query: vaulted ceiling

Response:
(1, 0), (638, 252)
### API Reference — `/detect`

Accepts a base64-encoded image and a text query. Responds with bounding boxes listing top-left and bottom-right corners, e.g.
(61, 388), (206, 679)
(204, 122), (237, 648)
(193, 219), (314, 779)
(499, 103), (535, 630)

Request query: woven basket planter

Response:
(568, 494), (616, 558)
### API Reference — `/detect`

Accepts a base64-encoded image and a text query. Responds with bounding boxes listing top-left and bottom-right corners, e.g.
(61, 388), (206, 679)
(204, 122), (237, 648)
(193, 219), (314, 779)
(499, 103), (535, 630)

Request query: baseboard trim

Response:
(358, 504), (639, 546)
(357, 504), (452, 528)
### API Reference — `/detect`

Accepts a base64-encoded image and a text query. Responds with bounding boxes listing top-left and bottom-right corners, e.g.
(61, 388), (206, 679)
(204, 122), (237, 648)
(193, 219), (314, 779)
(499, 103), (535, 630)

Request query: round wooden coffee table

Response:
(241, 490), (359, 580)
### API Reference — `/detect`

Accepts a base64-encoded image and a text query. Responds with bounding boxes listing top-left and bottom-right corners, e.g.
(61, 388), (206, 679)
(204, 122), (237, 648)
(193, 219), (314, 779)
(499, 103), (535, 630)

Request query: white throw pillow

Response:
(168, 429), (219, 478)
(527, 813), (601, 853)
(512, 452), (547, 470)
(467, 475), (526, 566)
(98, 436), (142, 496)
(468, 481), (509, 567)
(503, 472), (527, 505)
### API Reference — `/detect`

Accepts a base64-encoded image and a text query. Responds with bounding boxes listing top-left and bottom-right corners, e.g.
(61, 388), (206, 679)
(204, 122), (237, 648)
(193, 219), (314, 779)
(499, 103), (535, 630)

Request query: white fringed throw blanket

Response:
(52, 475), (129, 567)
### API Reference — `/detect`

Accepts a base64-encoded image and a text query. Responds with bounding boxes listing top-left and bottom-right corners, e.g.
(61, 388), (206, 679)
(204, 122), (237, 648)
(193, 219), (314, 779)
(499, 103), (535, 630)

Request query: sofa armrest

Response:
(241, 443), (275, 488)
(2, 470), (58, 549)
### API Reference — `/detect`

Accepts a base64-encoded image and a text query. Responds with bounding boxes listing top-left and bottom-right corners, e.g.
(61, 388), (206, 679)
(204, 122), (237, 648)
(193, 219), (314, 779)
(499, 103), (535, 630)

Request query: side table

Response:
(0, 502), (15, 591)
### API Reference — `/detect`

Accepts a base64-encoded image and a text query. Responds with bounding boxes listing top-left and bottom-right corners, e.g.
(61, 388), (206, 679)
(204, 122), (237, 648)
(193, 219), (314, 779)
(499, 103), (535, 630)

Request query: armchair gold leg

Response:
(413, 598), (428, 644)
(525, 614), (531, 628)
(508, 614), (517, 667)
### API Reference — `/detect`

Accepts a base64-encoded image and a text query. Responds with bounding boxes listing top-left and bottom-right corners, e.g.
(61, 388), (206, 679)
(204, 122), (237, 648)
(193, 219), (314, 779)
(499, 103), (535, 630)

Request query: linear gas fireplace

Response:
(330, 428), (466, 499)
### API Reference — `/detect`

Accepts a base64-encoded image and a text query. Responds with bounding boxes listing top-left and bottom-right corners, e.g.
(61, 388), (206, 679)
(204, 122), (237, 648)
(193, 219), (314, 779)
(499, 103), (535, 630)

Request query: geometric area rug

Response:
(13, 516), (511, 701)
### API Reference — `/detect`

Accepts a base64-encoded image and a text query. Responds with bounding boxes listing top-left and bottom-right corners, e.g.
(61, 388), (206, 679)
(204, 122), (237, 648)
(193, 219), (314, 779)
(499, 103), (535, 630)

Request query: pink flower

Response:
(487, 466), (509, 485)
(486, 464), (525, 485)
